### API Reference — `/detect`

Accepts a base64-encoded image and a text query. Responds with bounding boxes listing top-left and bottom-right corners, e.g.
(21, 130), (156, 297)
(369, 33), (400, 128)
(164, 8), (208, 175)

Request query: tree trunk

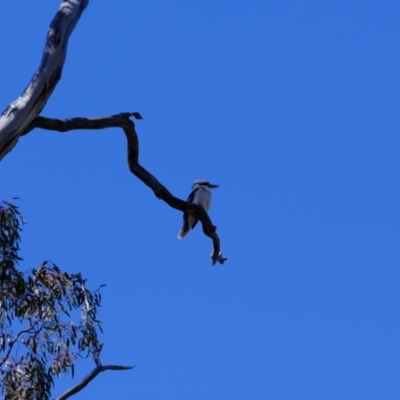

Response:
(0, 0), (89, 161)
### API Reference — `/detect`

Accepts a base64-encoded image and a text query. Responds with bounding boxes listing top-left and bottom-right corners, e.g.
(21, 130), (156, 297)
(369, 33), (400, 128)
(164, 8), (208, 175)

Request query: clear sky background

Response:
(1, 1), (400, 399)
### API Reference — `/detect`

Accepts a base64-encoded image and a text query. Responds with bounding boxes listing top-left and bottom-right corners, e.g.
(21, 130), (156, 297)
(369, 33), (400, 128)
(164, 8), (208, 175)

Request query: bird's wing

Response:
(187, 188), (199, 203)
(183, 188), (200, 227)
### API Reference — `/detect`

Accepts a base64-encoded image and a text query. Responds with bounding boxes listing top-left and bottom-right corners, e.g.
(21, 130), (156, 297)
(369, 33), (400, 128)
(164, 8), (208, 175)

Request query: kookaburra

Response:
(178, 179), (219, 239)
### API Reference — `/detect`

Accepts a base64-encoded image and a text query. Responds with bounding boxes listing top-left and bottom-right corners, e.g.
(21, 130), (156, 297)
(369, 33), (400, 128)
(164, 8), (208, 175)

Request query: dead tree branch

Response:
(0, 0), (89, 160)
(24, 113), (227, 264)
(56, 364), (135, 400)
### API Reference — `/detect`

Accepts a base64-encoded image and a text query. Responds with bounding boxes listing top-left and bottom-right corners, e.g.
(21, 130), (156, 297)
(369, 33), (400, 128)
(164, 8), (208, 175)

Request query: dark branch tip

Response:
(130, 112), (143, 120)
(212, 253), (228, 266)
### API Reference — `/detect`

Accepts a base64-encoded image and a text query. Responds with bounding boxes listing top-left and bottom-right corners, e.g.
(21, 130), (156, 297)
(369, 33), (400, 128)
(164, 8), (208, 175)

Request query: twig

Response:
(0, 326), (35, 368)
(56, 364), (135, 400)
(77, 274), (102, 366)
(24, 113), (228, 264)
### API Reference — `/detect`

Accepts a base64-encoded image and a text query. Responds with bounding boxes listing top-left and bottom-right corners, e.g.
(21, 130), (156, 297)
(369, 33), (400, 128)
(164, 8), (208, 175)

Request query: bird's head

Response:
(192, 179), (219, 189)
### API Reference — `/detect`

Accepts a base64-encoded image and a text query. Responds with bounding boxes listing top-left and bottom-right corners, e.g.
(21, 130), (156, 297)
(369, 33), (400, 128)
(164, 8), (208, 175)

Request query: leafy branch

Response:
(0, 201), (132, 399)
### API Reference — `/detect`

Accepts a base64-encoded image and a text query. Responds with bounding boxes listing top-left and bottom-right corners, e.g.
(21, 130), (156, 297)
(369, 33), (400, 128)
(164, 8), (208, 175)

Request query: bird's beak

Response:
(209, 184), (219, 188)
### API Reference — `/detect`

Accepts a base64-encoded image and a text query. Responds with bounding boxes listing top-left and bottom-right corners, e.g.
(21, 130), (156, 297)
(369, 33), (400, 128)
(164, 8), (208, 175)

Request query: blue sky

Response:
(1, 1), (400, 399)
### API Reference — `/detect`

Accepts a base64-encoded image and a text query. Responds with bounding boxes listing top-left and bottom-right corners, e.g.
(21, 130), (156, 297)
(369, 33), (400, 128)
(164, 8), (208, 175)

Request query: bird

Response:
(178, 179), (219, 239)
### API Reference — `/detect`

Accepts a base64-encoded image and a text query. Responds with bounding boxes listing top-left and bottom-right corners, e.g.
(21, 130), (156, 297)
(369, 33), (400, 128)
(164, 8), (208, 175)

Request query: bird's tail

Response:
(178, 221), (190, 239)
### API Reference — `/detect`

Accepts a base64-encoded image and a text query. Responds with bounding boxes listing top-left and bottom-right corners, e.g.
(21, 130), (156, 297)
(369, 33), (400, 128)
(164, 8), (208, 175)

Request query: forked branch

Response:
(24, 113), (227, 265)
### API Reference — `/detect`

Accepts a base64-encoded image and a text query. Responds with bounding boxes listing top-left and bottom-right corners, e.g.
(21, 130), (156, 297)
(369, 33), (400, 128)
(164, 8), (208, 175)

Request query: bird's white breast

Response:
(193, 187), (212, 212)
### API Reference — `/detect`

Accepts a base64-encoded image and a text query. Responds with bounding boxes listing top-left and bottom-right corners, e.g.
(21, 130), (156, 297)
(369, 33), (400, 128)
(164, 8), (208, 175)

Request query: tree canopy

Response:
(0, 200), (133, 399)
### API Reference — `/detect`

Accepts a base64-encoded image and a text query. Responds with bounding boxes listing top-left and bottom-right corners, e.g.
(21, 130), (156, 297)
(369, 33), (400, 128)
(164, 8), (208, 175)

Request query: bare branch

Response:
(56, 364), (135, 400)
(24, 113), (228, 264)
(0, 0), (89, 160)
(52, 276), (133, 399)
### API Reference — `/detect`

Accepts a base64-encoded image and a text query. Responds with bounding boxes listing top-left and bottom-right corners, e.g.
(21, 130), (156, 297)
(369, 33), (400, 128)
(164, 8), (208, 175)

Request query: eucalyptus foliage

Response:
(0, 201), (103, 400)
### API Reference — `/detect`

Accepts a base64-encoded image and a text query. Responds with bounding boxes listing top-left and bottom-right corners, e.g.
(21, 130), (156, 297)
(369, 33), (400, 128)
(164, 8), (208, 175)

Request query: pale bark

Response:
(0, 0), (89, 160)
